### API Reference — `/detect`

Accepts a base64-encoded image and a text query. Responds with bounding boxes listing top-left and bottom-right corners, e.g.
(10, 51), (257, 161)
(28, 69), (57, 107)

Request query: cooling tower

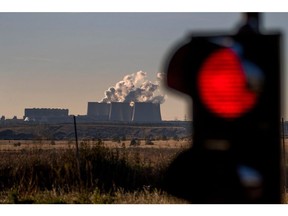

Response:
(132, 102), (162, 122)
(109, 102), (133, 122)
(151, 103), (162, 121)
(87, 102), (110, 120)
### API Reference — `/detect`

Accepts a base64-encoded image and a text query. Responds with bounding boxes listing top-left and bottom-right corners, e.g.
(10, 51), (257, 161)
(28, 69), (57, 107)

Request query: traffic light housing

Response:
(164, 32), (282, 203)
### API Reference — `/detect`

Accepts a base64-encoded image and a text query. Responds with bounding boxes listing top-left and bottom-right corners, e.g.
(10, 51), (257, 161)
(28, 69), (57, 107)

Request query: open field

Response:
(0, 139), (190, 204)
(0, 139), (191, 151)
(0, 138), (287, 204)
(0, 122), (192, 203)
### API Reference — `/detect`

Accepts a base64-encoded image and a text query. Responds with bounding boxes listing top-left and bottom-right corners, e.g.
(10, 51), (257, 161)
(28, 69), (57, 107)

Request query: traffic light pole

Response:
(238, 13), (260, 34)
(282, 118), (287, 193)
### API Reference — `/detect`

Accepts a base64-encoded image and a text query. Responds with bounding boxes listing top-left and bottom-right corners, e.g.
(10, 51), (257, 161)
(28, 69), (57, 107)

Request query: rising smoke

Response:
(100, 71), (166, 104)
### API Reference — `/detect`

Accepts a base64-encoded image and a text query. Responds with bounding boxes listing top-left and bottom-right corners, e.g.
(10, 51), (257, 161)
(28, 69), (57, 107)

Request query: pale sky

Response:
(0, 13), (287, 120)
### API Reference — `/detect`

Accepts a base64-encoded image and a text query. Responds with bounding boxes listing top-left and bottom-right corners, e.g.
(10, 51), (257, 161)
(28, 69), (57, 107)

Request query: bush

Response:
(13, 142), (21, 147)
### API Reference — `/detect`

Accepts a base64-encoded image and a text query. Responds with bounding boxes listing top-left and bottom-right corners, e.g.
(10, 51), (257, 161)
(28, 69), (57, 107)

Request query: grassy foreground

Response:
(0, 141), (188, 204)
(1, 140), (285, 204)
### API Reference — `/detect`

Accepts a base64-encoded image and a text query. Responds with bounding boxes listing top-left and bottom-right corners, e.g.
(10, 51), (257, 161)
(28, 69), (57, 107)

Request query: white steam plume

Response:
(100, 71), (166, 104)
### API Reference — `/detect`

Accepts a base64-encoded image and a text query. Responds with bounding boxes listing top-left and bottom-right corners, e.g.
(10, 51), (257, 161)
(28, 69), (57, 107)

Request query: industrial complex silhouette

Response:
(0, 101), (162, 124)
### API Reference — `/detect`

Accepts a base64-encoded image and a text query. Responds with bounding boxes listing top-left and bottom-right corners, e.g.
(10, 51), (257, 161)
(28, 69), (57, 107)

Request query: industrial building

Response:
(24, 108), (70, 122)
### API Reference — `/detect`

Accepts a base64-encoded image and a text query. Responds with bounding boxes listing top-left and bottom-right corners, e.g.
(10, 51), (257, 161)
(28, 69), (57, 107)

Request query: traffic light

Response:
(163, 31), (282, 203)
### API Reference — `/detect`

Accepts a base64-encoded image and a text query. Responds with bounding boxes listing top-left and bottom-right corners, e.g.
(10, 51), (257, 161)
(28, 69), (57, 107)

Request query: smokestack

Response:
(109, 102), (133, 122)
(87, 102), (110, 120)
(132, 102), (162, 122)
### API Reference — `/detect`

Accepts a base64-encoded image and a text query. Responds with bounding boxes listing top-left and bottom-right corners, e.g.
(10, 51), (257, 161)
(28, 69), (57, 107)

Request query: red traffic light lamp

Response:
(197, 47), (259, 119)
(163, 13), (282, 203)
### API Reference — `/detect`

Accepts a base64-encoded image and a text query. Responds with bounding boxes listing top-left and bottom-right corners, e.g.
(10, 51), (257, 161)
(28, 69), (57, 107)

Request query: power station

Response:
(3, 71), (165, 124)
(20, 102), (162, 123)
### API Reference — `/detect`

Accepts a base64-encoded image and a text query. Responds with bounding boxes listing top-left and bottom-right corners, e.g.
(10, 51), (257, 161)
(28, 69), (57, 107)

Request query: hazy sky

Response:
(0, 13), (287, 120)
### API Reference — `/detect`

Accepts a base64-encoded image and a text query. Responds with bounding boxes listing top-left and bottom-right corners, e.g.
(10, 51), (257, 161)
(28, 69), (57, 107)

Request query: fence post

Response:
(73, 115), (81, 189)
(73, 115), (79, 159)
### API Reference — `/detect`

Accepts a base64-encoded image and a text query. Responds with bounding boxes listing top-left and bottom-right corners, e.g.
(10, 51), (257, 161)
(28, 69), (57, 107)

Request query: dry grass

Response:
(0, 139), (189, 204)
(0, 187), (189, 204)
(0, 139), (191, 151)
(0, 138), (287, 203)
